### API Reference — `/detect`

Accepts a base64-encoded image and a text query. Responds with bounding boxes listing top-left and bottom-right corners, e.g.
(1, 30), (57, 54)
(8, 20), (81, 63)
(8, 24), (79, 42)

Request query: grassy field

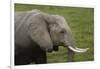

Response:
(15, 4), (94, 63)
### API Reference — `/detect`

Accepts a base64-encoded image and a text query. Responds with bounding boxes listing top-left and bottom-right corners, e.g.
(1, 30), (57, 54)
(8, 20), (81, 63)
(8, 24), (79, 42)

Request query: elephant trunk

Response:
(64, 31), (89, 53)
(64, 40), (89, 53)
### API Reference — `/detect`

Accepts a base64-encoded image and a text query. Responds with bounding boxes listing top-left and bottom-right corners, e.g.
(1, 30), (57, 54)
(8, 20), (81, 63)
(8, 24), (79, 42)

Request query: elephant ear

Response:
(28, 14), (53, 52)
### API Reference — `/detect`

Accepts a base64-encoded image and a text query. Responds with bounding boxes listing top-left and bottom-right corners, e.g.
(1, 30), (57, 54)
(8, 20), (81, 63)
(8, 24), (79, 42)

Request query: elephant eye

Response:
(60, 30), (65, 34)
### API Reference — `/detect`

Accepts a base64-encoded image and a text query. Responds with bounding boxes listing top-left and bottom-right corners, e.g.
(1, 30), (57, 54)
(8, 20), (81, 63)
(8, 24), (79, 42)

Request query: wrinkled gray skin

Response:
(15, 9), (88, 65)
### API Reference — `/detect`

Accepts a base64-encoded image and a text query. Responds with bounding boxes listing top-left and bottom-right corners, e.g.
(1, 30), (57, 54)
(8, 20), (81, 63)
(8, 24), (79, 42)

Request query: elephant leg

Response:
(15, 50), (35, 65)
(15, 45), (36, 65)
(34, 50), (47, 64)
(67, 48), (75, 62)
(15, 54), (33, 65)
(33, 46), (47, 64)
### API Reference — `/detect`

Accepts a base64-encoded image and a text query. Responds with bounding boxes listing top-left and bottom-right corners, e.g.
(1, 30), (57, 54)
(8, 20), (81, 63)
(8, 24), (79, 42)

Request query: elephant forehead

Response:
(53, 16), (67, 28)
(56, 20), (68, 30)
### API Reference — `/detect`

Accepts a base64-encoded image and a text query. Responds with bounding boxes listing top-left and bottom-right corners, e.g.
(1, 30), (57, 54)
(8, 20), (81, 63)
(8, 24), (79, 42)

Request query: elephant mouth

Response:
(53, 45), (59, 51)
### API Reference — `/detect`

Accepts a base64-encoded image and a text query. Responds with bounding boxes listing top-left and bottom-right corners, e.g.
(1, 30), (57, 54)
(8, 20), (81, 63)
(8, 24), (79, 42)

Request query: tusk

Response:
(75, 47), (89, 51)
(68, 46), (89, 53)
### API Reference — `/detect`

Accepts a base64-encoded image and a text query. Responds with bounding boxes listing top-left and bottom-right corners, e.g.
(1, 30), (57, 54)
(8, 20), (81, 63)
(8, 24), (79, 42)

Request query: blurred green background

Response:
(15, 3), (94, 63)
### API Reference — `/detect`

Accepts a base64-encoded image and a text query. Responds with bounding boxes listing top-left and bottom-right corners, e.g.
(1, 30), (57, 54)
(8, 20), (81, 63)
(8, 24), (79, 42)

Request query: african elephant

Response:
(15, 9), (89, 65)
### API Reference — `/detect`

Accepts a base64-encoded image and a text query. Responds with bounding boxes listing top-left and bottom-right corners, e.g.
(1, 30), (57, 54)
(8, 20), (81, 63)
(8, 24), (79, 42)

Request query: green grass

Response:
(15, 3), (94, 63)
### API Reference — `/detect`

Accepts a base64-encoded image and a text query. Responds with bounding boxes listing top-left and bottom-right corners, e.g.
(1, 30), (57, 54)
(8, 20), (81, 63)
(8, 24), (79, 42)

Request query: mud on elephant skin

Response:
(15, 9), (89, 65)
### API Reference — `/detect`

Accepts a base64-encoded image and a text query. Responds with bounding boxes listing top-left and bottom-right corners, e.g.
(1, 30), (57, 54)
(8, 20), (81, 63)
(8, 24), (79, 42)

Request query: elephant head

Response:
(41, 13), (89, 52)
(28, 10), (89, 61)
